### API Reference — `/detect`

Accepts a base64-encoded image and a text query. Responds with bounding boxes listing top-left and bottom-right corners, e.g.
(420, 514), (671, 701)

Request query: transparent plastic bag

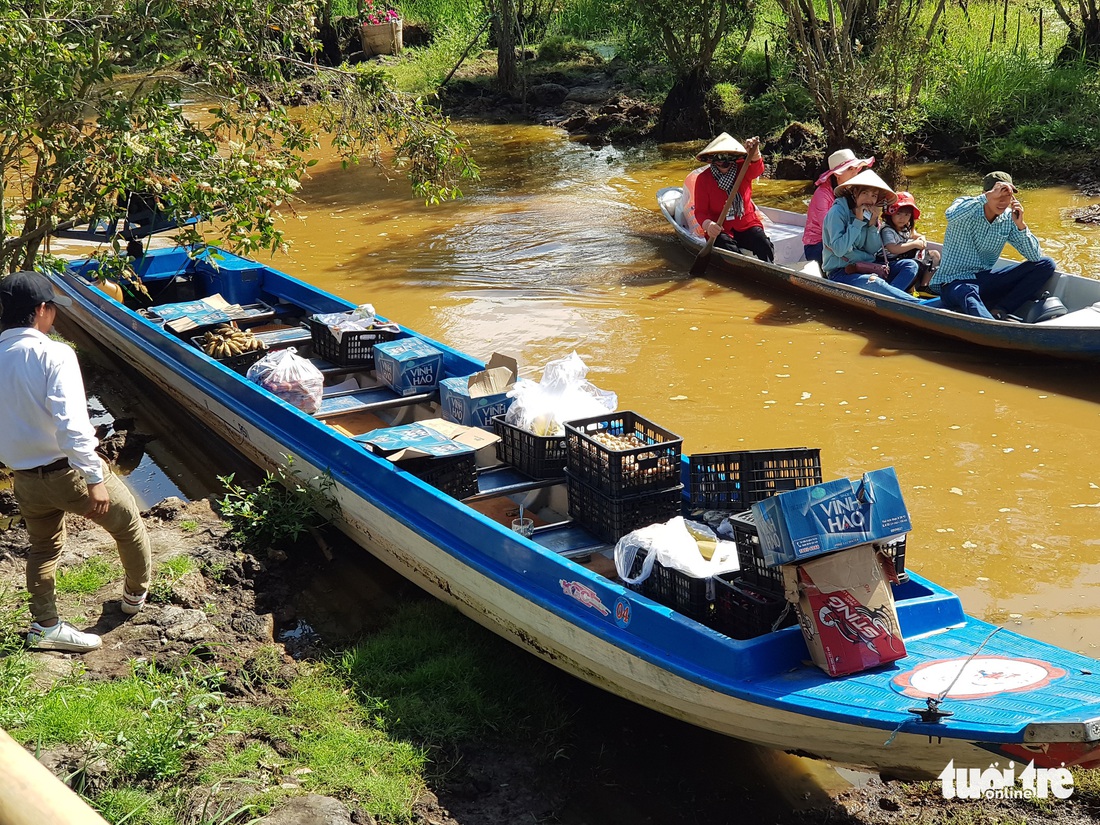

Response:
(504, 351), (617, 436)
(311, 304), (399, 344)
(246, 347), (324, 414)
(614, 517), (740, 585)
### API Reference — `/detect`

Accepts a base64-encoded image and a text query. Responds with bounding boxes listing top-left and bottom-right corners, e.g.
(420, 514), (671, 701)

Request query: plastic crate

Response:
(725, 510), (785, 597)
(566, 472), (683, 545)
(621, 547), (714, 624)
(565, 411), (683, 496)
(306, 316), (399, 367)
(401, 453), (478, 500)
(492, 415), (567, 480)
(712, 576), (795, 640)
(875, 536), (909, 583)
(190, 335), (268, 374)
(688, 448), (822, 511)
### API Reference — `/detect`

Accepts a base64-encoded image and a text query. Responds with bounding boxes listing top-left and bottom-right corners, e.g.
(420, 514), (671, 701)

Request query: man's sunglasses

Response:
(710, 155), (741, 164)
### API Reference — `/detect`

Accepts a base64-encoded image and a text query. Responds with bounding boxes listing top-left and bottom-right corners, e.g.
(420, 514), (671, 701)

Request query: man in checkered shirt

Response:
(929, 171), (1055, 321)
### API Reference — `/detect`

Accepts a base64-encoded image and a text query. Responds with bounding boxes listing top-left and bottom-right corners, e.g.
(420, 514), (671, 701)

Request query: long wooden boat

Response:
(54, 247), (1100, 778)
(656, 186), (1100, 360)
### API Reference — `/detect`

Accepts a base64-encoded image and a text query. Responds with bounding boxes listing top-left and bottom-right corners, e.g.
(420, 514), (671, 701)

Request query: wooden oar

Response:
(689, 155), (753, 276)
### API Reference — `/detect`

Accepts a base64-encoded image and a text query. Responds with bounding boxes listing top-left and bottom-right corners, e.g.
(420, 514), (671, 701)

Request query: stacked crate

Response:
(688, 448), (823, 639)
(564, 412), (684, 545)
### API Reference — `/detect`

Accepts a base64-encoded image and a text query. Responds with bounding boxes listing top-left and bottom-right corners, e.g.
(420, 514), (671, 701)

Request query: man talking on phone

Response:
(929, 171), (1055, 320)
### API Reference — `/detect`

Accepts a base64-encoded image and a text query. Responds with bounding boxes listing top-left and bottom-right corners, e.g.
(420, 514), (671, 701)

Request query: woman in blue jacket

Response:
(821, 170), (921, 303)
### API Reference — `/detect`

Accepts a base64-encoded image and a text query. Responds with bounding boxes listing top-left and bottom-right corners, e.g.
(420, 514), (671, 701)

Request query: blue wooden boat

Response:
(657, 186), (1100, 360)
(54, 246), (1100, 778)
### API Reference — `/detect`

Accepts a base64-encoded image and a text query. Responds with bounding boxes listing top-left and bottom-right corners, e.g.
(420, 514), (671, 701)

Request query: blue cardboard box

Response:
(439, 353), (517, 429)
(751, 467), (911, 567)
(373, 338), (444, 397)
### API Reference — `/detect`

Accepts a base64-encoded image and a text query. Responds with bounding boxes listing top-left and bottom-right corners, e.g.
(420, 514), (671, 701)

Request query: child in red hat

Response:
(880, 191), (940, 294)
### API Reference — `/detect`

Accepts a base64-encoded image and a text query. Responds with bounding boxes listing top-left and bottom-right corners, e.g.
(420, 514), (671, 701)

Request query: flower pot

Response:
(360, 20), (403, 56)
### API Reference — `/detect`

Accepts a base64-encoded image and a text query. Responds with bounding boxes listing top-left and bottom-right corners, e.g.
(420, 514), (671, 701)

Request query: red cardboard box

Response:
(782, 544), (906, 677)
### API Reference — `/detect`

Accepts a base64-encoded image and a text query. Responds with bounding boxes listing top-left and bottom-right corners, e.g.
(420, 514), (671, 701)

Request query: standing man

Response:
(0, 271), (151, 652)
(929, 172), (1056, 320)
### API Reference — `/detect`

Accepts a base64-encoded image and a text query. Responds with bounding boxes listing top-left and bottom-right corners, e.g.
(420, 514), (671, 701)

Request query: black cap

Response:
(0, 271), (73, 314)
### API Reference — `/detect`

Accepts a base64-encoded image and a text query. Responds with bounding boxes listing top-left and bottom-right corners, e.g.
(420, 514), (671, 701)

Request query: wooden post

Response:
(1039, 8), (1044, 50)
(1003, 0), (1008, 41)
(0, 728), (109, 825)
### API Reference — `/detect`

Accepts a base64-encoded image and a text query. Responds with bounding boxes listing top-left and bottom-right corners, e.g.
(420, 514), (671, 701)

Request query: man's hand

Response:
(85, 481), (110, 518)
(1010, 197), (1026, 230)
(703, 219), (722, 241)
(744, 136), (762, 162)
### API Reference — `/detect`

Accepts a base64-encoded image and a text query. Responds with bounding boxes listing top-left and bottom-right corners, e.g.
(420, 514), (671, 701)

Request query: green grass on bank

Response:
(0, 598), (572, 824)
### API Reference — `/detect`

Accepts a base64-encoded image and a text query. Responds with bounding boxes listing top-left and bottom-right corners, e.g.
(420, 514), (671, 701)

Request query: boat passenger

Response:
(821, 170), (922, 302)
(802, 149), (875, 264)
(929, 172), (1056, 321)
(879, 191), (940, 293)
(0, 272), (153, 653)
(693, 132), (775, 263)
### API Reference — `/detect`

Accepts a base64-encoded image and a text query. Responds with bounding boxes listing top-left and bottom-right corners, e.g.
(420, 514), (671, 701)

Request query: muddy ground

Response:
(2, 459), (1098, 824)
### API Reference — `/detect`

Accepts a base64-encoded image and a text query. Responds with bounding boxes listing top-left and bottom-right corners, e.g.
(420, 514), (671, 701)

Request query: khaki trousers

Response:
(13, 462), (152, 625)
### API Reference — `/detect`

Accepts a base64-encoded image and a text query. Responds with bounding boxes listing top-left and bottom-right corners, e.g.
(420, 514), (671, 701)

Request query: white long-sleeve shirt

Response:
(0, 327), (104, 483)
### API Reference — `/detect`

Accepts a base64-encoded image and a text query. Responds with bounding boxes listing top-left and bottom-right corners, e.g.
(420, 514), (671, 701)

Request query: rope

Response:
(937, 626), (1003, 703)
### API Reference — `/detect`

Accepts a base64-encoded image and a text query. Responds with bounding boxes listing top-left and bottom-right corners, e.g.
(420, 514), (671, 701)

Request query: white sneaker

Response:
(121, 589), (147, 615)
(27, 621), (102, 652)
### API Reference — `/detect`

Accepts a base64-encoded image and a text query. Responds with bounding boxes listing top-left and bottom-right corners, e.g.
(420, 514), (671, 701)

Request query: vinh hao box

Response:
(373, 338), (444, 397)
(751, 467), (911, 567)
(438, 353), (518, 430)
(782, 543), (906, 677)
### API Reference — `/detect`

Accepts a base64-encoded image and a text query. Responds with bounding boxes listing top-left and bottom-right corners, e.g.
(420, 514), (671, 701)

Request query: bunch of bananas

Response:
(200, 323), (264, 359)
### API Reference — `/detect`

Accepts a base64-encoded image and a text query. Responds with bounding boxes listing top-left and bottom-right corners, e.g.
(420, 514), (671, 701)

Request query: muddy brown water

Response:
(74, 123), (1100, 809)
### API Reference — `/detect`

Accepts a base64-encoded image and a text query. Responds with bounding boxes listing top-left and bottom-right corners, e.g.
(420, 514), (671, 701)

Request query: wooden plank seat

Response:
(313, 385), (436, 418)
(468, 464), (562, 502)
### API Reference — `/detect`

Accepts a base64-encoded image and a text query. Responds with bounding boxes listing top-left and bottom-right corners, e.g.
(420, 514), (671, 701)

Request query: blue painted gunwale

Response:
(656, 188), (1100, 360)
(58, 247), (1100, 754)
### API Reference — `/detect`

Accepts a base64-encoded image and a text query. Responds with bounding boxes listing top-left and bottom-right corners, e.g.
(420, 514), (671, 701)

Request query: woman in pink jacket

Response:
(802, 149), (874, 265)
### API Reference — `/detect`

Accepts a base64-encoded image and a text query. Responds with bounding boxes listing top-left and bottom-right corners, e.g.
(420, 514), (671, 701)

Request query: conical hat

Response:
(833, 169), (898, 204)
(695, 132), (747, 161)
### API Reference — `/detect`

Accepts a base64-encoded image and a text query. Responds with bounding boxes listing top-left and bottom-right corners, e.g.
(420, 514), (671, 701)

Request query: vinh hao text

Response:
(938, 760), (1074, 800)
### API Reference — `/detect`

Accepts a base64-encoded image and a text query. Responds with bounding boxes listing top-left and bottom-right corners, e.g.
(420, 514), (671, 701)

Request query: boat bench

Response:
(313, 385), (436, 418)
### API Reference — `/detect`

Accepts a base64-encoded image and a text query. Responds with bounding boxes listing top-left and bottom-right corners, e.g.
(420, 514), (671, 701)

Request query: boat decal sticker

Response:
(893, 656), (1067, 700)
(614, 597), (632, 629)
(559, 580), (610, 617)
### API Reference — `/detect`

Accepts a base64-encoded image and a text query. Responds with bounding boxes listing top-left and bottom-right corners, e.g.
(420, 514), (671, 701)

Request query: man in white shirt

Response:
(0, 271), (152, 652)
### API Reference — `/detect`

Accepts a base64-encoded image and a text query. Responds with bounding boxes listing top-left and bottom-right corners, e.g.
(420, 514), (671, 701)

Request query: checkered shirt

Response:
(931, 194), (1042, 288)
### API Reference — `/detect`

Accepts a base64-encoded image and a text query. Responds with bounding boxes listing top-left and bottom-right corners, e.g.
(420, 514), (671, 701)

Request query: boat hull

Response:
(657, 187), (1100, 360)
(55, 251), (1100, 778)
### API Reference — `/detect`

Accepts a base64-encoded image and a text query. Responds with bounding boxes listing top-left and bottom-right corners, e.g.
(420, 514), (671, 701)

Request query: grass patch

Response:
(55, 555), (123, 595)
(150, 555), (199, 604)
(179, 519), (199, 533)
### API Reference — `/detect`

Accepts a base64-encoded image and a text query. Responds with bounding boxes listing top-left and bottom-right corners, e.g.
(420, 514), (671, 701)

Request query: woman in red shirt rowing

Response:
(692, 132), (774, 263)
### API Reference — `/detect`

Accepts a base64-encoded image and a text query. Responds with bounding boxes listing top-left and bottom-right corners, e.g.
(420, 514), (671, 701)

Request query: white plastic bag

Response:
(615, 517), (740, 585)
(246, 347), (324, 414)
(504, 351), (617, 436)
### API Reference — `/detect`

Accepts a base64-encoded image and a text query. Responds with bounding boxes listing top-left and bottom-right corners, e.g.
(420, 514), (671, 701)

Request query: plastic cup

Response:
(511, 517), (534, 538)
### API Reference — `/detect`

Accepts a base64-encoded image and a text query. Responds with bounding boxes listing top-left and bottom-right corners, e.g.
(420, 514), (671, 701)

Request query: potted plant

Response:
(359, 0), (402, 56)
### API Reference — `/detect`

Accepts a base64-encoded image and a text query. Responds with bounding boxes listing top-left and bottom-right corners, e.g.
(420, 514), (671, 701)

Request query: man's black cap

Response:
(0, 271), (73, 314)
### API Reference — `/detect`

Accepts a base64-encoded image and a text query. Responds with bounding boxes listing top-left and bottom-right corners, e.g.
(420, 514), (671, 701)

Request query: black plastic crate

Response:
(725, 510), (785, 597)
(401, 453), (478, 500)
(874, 536), (909, 583)
(566, 472), (682, 545)
(492, 415), (567, 480)
(621, 547), (715, 624)
(190, 335), (268, 374)
(565, 411), (683, 496)
(712, 576), (795, 640)
(688, 448), (822, 511)
(306, 316), (399, 367)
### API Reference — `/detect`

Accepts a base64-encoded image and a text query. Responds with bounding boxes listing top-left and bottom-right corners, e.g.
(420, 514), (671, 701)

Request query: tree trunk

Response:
(493, 0), (518, 93)
(654, 67), (712, 141)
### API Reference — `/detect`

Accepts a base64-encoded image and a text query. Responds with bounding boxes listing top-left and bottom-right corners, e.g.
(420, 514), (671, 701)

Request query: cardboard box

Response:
(353, 417), (499, 462)
(783, 544), (906, 677)
(373, 338), (444, 397)
(751, 467), (911, 566)
(439, 353), (517, 429)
